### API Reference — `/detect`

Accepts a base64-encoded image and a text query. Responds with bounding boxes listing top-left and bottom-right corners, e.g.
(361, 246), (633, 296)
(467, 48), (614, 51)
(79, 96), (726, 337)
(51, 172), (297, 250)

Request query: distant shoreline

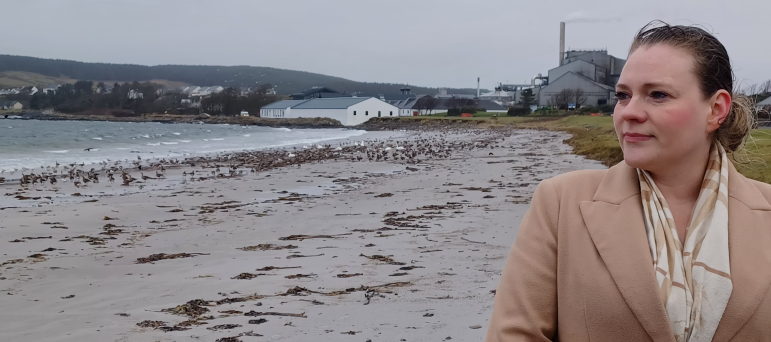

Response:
(3, 112), (347, 129)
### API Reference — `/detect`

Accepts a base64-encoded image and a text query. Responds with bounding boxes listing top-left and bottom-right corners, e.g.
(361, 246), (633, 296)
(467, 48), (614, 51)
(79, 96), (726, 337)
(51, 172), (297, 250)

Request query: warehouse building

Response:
(260, 97), (398, 126)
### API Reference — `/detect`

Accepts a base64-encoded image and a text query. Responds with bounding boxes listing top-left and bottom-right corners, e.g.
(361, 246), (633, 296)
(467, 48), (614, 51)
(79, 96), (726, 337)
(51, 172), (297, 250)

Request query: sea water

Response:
(0, 119), (366, 172)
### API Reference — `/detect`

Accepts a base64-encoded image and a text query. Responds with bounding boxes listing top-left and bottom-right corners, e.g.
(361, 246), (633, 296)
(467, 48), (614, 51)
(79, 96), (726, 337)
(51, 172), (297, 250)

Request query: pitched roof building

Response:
(260, 97), (398, 126)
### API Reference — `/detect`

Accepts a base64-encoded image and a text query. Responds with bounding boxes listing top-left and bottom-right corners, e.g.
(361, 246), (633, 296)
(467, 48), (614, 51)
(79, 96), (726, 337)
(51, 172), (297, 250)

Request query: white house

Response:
(179, 86), (201, 95)
(43, 84), (60, 94)
(29, 86), (38, 96)
(261, 97), (398, 126)
(127, 89), (144, 99)
(192, 86), (224, 97)
(1, 101), (23, 110)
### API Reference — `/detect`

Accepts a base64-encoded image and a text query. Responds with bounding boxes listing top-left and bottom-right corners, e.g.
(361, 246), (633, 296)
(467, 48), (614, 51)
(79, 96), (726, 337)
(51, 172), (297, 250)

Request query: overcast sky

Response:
(4, 0), (770, 90)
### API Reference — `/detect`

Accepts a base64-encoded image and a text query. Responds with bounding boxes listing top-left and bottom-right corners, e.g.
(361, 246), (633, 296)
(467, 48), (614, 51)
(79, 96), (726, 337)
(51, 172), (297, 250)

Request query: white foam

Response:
(210, 138), (224, 141)
(161, 142), (178, 145)
(179, 140), (191, 143)
(44, 150), (69, 154)
(147, 143), (161, 146)
(243, 134), (251, 137)
(172, 132), (181, 135)
(92, 137), (103, 140)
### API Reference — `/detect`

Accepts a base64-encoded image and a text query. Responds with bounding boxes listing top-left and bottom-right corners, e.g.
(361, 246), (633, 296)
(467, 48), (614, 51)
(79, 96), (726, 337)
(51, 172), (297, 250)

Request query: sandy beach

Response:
(0, 127), (604, 342)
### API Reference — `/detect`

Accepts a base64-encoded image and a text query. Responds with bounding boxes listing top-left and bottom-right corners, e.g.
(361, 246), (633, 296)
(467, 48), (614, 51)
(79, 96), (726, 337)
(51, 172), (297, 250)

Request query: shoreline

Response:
(0, 127), (605, 341)
(3, 112), (347, 129)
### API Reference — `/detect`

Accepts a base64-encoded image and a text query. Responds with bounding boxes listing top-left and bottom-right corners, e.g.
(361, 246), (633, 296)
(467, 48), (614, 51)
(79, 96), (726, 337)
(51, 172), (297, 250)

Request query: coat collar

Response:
(580, 160), (771, 342)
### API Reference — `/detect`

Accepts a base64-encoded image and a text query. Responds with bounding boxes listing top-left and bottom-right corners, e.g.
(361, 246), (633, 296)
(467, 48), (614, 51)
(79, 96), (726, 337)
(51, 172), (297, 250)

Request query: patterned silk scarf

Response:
(637, 142), (733, 342)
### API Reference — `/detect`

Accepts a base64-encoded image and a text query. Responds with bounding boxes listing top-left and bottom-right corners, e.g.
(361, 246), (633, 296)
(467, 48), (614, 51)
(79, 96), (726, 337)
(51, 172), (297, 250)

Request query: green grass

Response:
(518, 116), (771, 184)
(735, 129), (771, 183)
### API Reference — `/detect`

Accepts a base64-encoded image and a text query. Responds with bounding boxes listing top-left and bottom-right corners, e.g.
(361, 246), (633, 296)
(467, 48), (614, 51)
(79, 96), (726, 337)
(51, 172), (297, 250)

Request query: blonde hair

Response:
(630, 21), (756, 155)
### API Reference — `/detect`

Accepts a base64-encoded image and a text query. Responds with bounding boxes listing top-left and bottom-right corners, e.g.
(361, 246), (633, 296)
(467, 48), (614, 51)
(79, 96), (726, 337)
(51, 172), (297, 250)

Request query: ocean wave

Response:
(147, 143), (161, 146)
(44, 150), (69, 154)
(179, 140), (191, 143)
(243, 134), (251, 137)
(172, 132), (181, 135)
(274, 127), (291, 132)
(92, 137), (103, 140)
(210, 138), (224, 141)
(161, 142), (179, 145)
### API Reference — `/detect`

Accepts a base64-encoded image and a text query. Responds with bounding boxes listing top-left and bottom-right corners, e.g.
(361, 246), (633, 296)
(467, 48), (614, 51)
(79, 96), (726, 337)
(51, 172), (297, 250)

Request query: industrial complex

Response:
(259, 21), (625, 124)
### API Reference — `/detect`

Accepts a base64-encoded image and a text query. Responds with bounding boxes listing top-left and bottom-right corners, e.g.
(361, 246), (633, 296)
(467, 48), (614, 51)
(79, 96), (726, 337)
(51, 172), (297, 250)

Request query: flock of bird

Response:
(3, 128), (511, 190)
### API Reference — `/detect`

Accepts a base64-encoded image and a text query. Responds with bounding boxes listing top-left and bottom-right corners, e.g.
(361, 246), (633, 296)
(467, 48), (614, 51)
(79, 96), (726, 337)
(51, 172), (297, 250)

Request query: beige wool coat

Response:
(485, 161), (771, 342)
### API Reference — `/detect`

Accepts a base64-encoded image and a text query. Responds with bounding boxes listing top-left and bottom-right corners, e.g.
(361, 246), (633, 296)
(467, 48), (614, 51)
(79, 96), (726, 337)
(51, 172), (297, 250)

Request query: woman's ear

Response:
(707, 89), (732, 133)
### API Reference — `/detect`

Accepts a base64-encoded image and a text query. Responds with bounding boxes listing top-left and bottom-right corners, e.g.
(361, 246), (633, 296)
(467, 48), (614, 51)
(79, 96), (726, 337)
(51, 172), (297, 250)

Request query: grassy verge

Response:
(517, 116), (771, 184)
(735, 129), (771, 183)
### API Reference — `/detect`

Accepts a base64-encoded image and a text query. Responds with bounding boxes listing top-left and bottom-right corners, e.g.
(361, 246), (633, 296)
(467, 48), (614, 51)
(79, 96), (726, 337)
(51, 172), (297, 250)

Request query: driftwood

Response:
(244, 311), (307, 318)
(279, 233), (351, 241)
(136, 253), (208, 264)
(460, 237), (486, 244)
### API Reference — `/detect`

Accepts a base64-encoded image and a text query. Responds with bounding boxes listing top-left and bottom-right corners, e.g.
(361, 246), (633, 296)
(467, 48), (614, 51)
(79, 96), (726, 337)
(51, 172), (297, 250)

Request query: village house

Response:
(43, 84), (60, 94)
(192, 86), (224, 97)
(127, 89), (144, 99)
(0, 101), (24, 110)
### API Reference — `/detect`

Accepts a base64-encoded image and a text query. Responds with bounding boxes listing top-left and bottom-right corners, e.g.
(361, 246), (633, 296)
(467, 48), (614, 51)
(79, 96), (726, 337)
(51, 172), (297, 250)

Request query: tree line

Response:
(4, 80), (281, 116)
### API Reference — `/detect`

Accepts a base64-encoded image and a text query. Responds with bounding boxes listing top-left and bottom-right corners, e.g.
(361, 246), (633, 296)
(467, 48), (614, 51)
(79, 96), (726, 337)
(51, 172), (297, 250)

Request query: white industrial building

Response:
(539, 72), (616, 107)
(260, 97), (398, 126)
(259, 100), (307, 118)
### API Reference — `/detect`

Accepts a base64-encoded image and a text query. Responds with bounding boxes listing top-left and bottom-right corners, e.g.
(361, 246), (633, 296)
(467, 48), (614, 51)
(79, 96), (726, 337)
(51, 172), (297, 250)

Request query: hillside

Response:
(0, 55), (483, 95)
(0, 71), (77, 88)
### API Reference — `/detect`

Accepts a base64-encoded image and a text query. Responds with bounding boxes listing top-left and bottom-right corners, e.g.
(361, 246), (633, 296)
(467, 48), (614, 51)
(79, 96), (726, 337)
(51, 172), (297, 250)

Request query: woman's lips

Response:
(624, 133), (652, 143)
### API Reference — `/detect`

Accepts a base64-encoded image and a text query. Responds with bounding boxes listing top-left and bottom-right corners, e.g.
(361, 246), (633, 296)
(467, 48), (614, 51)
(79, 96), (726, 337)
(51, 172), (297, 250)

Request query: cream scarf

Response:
(637, 142), (733, 342)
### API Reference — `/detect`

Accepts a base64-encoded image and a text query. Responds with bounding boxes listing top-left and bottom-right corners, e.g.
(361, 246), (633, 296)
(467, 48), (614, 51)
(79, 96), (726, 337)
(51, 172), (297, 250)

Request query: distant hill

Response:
(0, 55), (483, 95)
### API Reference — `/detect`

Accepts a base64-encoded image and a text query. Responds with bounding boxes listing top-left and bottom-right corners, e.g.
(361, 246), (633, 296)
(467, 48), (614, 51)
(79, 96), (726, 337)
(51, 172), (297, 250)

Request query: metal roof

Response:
(546, 71), (616, 91)
(757, 96), (771, 107)
(261, 100), (308, 109)
(292, 87), (340, 96)
(291, 97), (371, 109)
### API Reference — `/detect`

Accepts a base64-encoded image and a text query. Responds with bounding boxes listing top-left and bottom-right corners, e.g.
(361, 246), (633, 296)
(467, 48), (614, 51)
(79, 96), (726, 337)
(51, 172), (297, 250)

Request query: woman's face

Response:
(613, 44), (714, 173)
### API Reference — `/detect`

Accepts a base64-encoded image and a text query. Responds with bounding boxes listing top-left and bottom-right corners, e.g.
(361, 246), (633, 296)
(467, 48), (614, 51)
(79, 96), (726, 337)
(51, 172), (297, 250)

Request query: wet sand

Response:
(0, 128), (604, 342)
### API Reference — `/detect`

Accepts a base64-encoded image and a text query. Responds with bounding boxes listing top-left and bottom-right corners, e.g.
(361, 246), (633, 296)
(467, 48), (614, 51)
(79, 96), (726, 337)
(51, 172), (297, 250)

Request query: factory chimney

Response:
(477, 77), (480, 98)
(559, 22), (565, 66)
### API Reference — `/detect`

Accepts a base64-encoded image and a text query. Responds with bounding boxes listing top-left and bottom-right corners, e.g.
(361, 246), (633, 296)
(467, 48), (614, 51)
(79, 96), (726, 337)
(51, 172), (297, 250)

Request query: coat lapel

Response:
(579, 162), (675, 342)
(712, 162), (771, 342)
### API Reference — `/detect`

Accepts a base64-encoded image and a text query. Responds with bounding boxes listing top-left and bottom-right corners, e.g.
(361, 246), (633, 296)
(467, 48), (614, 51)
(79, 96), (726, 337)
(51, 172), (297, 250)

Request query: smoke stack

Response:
(477, 77), (480, 98)
(559, 22), (565, 66)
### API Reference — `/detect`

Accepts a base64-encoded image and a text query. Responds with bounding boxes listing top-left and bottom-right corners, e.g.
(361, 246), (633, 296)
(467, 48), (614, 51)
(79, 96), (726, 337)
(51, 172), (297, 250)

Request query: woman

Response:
(486, 21), (770, 342)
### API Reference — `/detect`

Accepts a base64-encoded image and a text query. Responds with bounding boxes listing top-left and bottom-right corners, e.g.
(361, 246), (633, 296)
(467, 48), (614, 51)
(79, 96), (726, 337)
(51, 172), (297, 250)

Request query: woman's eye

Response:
(651, 91), (668, 100)
(615, 92), (629, 100)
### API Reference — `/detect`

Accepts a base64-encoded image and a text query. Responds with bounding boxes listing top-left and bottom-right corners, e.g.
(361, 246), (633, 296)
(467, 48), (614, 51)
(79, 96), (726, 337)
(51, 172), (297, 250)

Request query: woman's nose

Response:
(618, 97), (647, 123)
